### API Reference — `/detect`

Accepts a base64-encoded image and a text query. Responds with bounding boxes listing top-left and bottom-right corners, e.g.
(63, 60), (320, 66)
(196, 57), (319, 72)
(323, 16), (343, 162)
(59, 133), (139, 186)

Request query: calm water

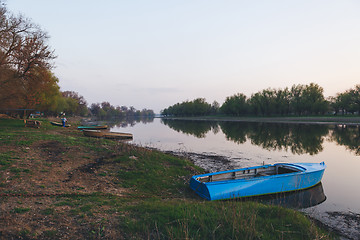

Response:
(111, 118), (360, 239)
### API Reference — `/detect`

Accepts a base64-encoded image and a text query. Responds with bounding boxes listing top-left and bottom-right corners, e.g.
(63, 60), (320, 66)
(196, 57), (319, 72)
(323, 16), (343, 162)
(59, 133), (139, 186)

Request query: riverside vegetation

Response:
(0, 118), (335, 239)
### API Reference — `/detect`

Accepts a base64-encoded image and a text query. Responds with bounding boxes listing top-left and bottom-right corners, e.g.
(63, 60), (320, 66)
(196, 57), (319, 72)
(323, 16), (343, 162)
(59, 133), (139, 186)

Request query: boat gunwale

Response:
(192, 163), (325, 185)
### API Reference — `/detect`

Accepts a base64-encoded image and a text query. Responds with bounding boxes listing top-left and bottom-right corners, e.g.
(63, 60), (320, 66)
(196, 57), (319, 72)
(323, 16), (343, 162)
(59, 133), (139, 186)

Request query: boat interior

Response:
(197, 165), (303, 183)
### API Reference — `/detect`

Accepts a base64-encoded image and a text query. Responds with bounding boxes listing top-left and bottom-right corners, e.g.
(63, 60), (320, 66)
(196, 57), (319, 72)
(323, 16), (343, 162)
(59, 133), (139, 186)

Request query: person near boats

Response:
(60, 113), (67, 127)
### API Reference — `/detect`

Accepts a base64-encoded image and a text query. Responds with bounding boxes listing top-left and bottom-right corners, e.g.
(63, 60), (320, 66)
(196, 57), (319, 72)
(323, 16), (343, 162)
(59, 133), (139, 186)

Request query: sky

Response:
(6, 0), (360, 113)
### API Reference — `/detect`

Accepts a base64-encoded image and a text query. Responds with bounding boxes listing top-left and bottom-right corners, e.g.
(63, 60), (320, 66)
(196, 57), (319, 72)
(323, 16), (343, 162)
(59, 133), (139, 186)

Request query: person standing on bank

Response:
(61, 113), (67, 127)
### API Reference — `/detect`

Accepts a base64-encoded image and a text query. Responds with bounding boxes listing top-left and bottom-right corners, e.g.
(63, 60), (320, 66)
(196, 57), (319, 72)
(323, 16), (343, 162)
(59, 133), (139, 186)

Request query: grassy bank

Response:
(0, 118), (335, 239)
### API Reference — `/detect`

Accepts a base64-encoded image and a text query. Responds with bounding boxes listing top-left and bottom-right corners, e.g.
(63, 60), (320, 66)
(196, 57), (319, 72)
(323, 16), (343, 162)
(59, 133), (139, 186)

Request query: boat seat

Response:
(257, 172), (270, 176)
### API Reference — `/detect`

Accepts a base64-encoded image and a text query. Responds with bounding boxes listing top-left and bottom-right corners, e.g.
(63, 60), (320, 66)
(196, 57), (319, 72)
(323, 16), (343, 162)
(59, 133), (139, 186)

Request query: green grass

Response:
(12, 207), (31, 214)
(0, 152), (15, 166)
(120, 200), (329, 240)
(114, 151), (198, 197)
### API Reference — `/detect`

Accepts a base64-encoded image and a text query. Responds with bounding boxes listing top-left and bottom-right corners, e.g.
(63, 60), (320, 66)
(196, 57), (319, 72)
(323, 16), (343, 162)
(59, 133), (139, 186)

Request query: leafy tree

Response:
(301, 83), (328, 114)
(220, 93), (248, 116)
(62, 91), (88, 116)
(210, 101), (220, 115)
(0, 3), (56, 110)
(274, 88), (291, 115)
(249, 89), (278, 116)
(289, 84), (305, 115)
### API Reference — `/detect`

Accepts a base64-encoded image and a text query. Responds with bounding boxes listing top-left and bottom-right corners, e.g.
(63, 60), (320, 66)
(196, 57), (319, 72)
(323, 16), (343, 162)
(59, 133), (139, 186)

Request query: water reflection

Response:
(238, 123), (328, 155)
(107, 116), (154, 128)
(331, 125), (360, 155)
(162, 120), (330, 155)
(255, 182), (326, 209)
(223, 183), (326, 209)
(113, 118), (360, 156)
(161, 119), (219, 138)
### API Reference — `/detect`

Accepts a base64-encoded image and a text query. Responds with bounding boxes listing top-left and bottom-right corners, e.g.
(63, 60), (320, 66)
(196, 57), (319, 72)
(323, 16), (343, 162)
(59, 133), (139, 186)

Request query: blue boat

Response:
(190, 162), (326, 201)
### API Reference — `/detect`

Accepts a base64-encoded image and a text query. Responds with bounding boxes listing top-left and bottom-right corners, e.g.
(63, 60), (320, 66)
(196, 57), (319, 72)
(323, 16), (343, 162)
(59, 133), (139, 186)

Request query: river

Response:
(110, 118), (360, 239)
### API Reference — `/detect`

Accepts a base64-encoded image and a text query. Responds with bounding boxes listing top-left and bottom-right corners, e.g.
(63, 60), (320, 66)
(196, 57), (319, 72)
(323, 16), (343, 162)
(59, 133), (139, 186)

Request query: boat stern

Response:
(190, 176), (211, 200)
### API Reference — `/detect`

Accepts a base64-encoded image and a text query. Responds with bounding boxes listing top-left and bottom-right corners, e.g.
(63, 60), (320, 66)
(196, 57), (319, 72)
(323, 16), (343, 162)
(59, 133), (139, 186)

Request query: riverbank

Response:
(161, 115), (360, 125)
(0, 118), (335, 239)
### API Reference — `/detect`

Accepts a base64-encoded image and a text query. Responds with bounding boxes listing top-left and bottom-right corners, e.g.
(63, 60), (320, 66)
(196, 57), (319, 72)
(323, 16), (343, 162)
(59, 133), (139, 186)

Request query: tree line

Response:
(161, 83), (360, 117)
(89, 102), (154, 120)
(0, 3), (154, 119)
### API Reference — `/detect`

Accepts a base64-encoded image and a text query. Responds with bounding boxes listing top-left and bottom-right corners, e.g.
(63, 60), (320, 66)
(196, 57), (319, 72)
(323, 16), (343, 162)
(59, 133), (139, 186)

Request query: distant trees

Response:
(89, 102), (154, 120)
(161, 98), (212, 116)
(162, 83), (360, 117)
(329, 85), (360, 115)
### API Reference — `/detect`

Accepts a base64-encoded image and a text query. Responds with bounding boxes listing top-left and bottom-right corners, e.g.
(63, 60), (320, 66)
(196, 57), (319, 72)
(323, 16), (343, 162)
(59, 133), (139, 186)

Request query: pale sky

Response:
(6, 0), (360, 113)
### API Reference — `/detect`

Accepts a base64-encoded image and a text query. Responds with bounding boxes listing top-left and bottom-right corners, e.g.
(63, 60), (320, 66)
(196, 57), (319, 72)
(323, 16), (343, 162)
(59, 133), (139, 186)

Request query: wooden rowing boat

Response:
(50, 121), (70, 127)
(77, 125), (108, 130)
(190, 162), (326, 201)
(82, 129), (133, 139)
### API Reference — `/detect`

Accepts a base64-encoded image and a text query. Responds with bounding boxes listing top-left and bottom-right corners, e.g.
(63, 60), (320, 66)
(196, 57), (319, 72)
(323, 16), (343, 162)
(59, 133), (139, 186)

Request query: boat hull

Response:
(77, 125), (108, 130)
(190, 162), (326, 201)
(50, 121), (70, 127)
(82, 130), (133, 139)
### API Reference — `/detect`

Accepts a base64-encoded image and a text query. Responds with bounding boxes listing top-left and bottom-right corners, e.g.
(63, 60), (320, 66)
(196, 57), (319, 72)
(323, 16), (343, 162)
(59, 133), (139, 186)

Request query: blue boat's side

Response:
(190, 162), (326, 201)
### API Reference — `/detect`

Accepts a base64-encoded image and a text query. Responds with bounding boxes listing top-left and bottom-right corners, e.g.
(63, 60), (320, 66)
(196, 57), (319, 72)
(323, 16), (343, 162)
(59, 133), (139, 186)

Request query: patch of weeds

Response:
(80, 204), (92, 213)
(69, 209), (81, 216)
(98, 172), (107, 176)
(0, 152), (17, 168)
(42, 230), (58, 238)
(18, 229), (30, 238)
(55, 200), (76, 207)
(16, 139), (33, 146)
(42, 208), (55, 215)
(90, 222), (106, 238)
(10, 167), (30, 174)
(12, 207), (30, 214)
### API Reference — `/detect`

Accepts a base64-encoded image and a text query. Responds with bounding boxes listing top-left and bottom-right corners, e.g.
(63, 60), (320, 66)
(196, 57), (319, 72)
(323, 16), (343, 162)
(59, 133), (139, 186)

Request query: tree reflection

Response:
(160, 119), (360, 155)
(330, 125), (360, 155)
(161, 119), (217, 138)
(107, 116), (154, 128)
(218, 121), (247, 144)
(221, 122), (329, 155)
(162, 120), (334, 155)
